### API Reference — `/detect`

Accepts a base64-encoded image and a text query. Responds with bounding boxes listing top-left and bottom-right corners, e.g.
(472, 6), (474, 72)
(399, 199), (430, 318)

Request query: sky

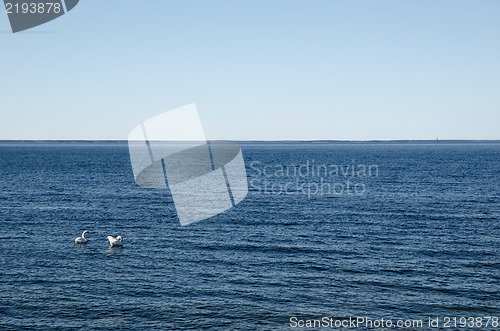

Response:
(0, 0), (499, 140)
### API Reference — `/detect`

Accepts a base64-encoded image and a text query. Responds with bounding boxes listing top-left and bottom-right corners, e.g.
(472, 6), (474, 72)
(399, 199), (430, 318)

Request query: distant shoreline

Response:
(1, 140), (500, 144)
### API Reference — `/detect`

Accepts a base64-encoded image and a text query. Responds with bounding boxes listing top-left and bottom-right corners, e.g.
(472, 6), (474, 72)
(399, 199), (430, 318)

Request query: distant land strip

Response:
(1, 140), (500, 144)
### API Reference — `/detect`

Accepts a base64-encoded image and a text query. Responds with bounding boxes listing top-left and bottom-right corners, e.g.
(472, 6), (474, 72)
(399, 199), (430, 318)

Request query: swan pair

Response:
(74, 231), (123, 247)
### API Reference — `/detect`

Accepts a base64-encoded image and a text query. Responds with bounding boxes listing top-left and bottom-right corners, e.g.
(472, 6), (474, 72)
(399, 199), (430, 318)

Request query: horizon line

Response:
(1, 139), (500, 143)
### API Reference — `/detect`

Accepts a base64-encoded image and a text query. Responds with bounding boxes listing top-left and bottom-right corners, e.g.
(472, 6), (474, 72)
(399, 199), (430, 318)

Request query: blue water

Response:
(0, 142), (499, 330)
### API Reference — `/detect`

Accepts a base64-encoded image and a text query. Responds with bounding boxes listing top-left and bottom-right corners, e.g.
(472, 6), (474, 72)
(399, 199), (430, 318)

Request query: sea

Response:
(0, 141), (499, 330)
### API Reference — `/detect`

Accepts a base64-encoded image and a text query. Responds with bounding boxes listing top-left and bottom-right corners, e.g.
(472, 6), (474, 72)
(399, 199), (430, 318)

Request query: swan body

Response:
(75, 230), (89, 244)
(107, 235), (123, 247)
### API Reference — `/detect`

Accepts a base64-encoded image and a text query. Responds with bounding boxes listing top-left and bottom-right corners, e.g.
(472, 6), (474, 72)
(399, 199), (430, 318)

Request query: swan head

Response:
(83, 230), (89, 235)
(116, 236), (123, 242)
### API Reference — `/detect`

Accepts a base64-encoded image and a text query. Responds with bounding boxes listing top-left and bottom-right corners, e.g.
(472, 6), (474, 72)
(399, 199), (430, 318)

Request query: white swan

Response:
(75, 230), (89, 244)
(107, 235), (123, 247)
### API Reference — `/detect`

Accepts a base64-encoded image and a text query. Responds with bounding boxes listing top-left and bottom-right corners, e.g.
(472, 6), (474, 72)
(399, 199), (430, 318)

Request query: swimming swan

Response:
(75, 230), (89, 244)
(107, 235), (123, 247)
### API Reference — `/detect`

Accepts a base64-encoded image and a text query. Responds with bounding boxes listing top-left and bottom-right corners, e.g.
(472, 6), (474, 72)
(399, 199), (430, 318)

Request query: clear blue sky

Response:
(1, 0), (499, 140)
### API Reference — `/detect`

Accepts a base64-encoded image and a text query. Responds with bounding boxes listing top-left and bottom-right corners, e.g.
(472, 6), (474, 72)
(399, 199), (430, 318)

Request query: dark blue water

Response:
(0, 142), (499, 330)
